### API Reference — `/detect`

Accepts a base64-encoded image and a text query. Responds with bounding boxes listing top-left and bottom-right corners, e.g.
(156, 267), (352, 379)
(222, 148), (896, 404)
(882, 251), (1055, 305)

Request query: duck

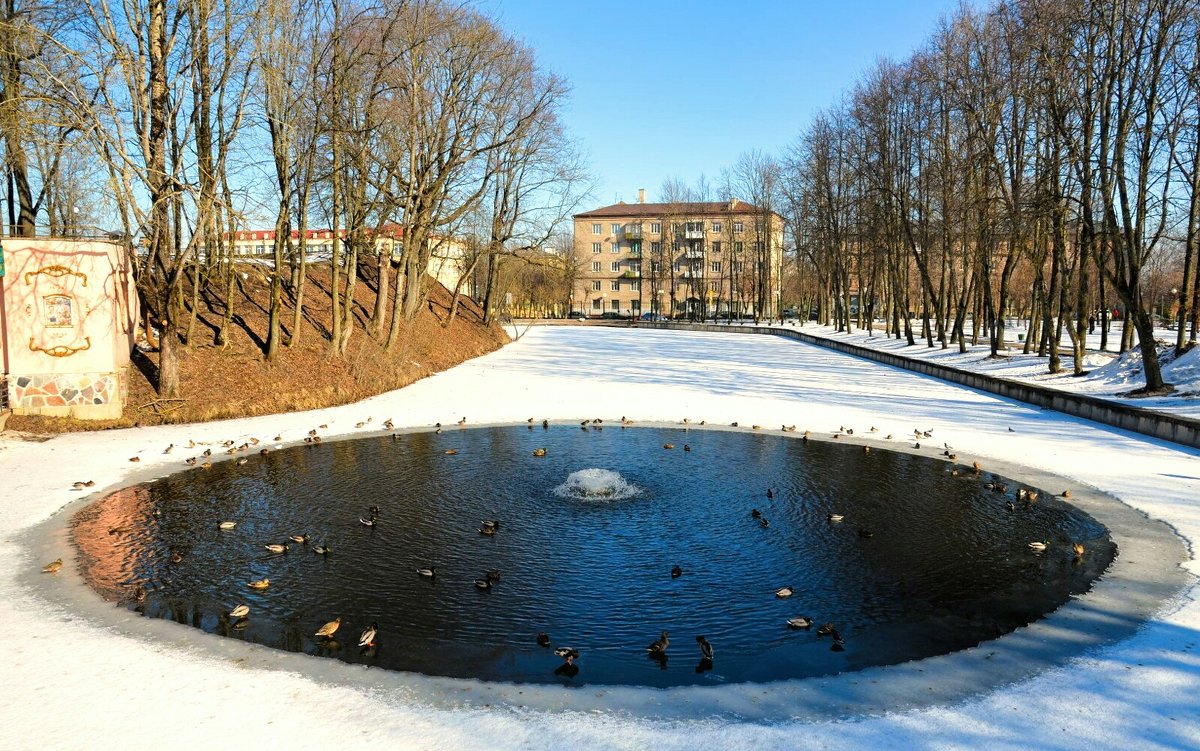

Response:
(236, 457), (248, 466)
(775, 586), (794, 598)
(474, 578), (493, 590)
(265, 543), (289, 554)
(816, 622), (836, 637)
(368, 505), (381, 515)
(827, 513), (844, 522)
(481, 520), (500, 530)
(532, 448), (547, 457)
(170, 552), (184, 564)
(416, 567), (436, 577)
(554, 646), (579, 659)
(857, 528), (874, 539)
(248, 578), (270, 589)
(129, 456), (140, 463)
(313, 545), (331, 555)
(479, 526), (496, 536)
(683, 444), (691, 452)
(229, 604), (249, 619)
(42, 558), (63, 574)
(542, 419), (549, 429)
(358, 622), (379, 648)
(360, 516), (377, 527)
(646, 631), (670, 654)
(759, 517), (770, 528)
(288, 534), (310, 544)
(787, 616), (813, 630)
(751, 508), (762, 519)
(1028, 541), (1048, 552)
(1073, 542), (1086, 558)
(621, 416), (633, 425)
(696, 635), (714, 661)
(71, 481), (89, 490)
(1062, 489), (1072, 498)
(766, 489), (774, 499)
(219, 521), (237, 530)
(537, 632), (551, 647)
(663, 443), (674, 450)
(315, 617), (341, 639)
(457, 417), (467, 427)
(671, 565), (683, 578)
(444, 449), (458, 455)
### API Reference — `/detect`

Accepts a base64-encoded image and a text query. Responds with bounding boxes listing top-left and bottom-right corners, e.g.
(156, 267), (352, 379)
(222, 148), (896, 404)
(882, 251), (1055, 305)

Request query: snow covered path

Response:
(2, 326), (1198, 750)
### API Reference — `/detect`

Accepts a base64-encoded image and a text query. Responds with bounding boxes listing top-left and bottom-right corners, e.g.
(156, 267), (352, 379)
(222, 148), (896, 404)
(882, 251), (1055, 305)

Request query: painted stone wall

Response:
(0, 238), (138, 419)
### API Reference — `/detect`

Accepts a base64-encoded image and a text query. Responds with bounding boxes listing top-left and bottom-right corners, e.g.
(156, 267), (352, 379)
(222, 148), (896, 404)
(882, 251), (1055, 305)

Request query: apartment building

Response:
(571, 192), (784, 319)
(223, 226), (466, 292)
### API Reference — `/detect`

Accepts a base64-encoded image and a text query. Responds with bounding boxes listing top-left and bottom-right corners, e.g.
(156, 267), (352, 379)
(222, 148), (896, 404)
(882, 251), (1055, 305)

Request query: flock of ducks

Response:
(50, 414), (1089, 679)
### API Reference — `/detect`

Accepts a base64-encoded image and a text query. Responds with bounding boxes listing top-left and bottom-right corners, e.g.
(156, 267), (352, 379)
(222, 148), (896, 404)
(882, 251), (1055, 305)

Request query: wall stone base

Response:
(7, 369), (129, 420)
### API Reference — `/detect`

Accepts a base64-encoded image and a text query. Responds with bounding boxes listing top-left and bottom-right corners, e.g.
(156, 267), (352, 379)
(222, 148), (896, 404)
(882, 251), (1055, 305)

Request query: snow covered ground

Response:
(2, 326), (1199, 750)
(754, 319), (1200, 419)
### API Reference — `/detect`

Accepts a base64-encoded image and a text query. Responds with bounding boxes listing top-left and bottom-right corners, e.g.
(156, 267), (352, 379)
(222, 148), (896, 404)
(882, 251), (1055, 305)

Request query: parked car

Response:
(640, 313), (666, 322)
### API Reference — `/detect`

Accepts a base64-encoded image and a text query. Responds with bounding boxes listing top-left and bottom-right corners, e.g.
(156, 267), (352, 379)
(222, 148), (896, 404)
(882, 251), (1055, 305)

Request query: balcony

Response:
(684, 249), (704, 260)
(624, 224), (643, 240)
(681, 228), (705, 241)
(620, 270), (640, 279)
(626, 244), (643, 258)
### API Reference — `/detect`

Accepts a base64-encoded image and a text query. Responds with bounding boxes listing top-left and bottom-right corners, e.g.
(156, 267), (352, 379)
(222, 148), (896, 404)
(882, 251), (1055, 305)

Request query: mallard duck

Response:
(248, 578), (270, 589)
(229, 604), (249, 618)
(683, 444), (691, 452)
(265, 543), (289, 554)
(621, 416), (633, 425)
(481, 520), (500, 529)
(532, 448), (547, 457)
(201, 459), (213, 469)
(827, 513), (844, 522)
(416, 567), (436, 577)
(1062, 489), (1072, 498)
(647, 631), (669, 654)
(554, 646), (579, 659)
(663, 443), (674, 450)
(42, 558), (63, 574)
(542, 419), (549, 428)
(1017, 489), (1028, 501)
(752, 425), (761, 431)
(71, 480), (90, 490)
(236, 457), (248, 466)
(456, 416), (467, 426)
(485, 569), (501, 582)
(1073, 542), (1086, 558)
(358, 622), (378, 648)
(315, 617), (341, 638)
(972, 460), (981, 472)
(203, 448), (212, 456)
(766, 489), (774, 499)
(671, 565), (683, 578)
(759, 517), (770, 528)
(1028, 541), (1048, 552)
(537, 632), (551, 647)
(129, 456), (140, 463)
(444, 449), (458, 455)
(308, 429), (318, 437)
(751, 508), (762, 518)
(696, 635), (714, 660)
(869, 426), (879, 433)
(368, 505), (381, 515)
(479, 526), (495, 536)
(314, 545), (331, 555)
(731, 422), (739, 427)
(787, 616), (812, 629)
(219, 521), (237, 530)
(816, 622), (836, 637)
(170, 552), (184, 564)
(288, 534), (310, 544)
(1027, 490), (1039, 502)
(355, 421), (366, 428)
(474, 578), (493, 590)
(775, 586), (794, 598)
(360, 516), (377, 527)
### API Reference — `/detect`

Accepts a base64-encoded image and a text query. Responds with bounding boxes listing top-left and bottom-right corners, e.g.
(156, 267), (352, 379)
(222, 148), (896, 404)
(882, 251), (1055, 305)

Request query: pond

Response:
(72, 425), (1114, 688)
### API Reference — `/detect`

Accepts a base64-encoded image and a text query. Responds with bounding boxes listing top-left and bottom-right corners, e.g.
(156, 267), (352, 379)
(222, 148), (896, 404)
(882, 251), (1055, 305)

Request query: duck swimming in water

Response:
(537, 632), (551, 647)
(775, 586), (794, 598)
(416, 567), (436, 577)
(229, 604), (249, 619)
(554, 646), (579, 659)
(696, 635), (714, 661)
(671, 565), (683, 578)
(248, 578), (270, 589)
(265, 543), (289, 554)
(787, 616), (813, 629)
(288, 534), (310, 544)
(646, 631), (669, 654)
(313, 545), (331, 555)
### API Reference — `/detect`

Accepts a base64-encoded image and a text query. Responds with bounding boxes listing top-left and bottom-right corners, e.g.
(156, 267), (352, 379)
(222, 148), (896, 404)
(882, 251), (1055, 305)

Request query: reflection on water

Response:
(72, 426), (1115, 688)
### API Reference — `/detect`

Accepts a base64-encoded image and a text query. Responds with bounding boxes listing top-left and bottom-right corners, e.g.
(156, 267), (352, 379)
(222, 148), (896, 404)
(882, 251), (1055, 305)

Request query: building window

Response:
(592, 298), (602, 310)
(611, 280), (620, 291)
(592, 223), (602, 234)
(651, 241), (661, 254)
(712, 241), (722, 254)
(611, 243), (620, 253)
(610, 261), (620, 272)
(591, 261), (601, 272)
(611, 223), (621, 234)
(709, 281), (719, 291)
(755, 241), (764, 252)
(734, 241), (744, 254)
(733, 221), (744, 233)
(711, 261), (722, 273)
(651, 261), (661, 273)
(592, 242), (601, 253)
(712, 221), (722, 233)
(629, 280), (640, 291)
(673, 263), (682, 273)
(650, 222), (661, 234)
(755, 219), (763, 232)
(592, 280), (602, 291)
(733, 261), (744, 272)
(611, 299), (621, 312)
(631, 300), (641, 312)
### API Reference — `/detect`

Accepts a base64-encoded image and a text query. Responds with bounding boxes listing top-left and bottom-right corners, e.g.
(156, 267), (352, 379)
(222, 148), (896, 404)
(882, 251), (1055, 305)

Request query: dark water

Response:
(72, 426), (1114, 687)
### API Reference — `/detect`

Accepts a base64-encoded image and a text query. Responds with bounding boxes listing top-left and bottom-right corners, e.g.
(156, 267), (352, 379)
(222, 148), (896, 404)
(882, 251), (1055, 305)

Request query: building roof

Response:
(574, 199), (776, 219)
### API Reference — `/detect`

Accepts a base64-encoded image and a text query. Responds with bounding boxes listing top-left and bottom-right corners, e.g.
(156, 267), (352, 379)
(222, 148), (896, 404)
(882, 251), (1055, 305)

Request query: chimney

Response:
(729, 198), (739, 211)
(638, 188), (646, 204)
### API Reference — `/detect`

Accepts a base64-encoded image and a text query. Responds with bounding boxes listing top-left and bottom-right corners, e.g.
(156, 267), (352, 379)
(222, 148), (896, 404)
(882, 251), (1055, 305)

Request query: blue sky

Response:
(480, 0), (969, 207)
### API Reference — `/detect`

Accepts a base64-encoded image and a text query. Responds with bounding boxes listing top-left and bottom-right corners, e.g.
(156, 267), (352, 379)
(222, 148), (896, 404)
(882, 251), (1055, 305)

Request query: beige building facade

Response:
(571, 195), (784, 319)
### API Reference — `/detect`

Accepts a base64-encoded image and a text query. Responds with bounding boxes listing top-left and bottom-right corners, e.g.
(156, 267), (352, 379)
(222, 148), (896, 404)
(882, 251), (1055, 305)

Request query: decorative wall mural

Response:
(29, 336), (91, 358)
(43, 295), (75, 328)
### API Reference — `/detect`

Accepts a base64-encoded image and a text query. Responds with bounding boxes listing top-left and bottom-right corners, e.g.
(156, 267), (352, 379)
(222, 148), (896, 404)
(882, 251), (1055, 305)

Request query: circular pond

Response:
(72, 425), (1114, 688)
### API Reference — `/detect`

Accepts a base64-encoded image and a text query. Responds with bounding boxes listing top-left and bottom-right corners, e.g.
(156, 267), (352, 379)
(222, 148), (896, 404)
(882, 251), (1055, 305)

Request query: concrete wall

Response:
(0, 237), (139, 419)
(646, 322), (1200, 450)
